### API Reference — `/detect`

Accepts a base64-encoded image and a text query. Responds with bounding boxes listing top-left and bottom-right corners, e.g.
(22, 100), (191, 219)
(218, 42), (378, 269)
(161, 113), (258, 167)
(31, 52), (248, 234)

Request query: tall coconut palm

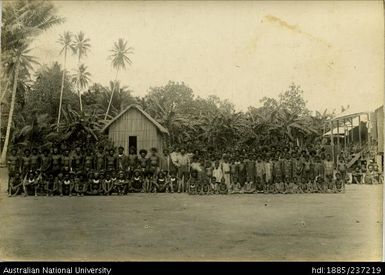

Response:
(57, 31), (75, 129)
(0, 43), (38, 163)
(72, 64), (91, 110)
(72, 31), (91, 111)
(104, 38), (133, 120)
(72, 32), (91, 64)
(0, 0), (63, 164)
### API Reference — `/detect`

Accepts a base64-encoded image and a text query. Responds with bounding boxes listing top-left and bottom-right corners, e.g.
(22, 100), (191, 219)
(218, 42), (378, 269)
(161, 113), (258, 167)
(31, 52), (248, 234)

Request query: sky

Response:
(30, 0), (384, 113)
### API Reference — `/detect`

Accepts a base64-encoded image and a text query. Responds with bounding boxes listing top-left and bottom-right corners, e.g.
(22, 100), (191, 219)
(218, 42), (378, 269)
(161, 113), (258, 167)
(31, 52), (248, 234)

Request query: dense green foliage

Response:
(0, 0), (335, 160)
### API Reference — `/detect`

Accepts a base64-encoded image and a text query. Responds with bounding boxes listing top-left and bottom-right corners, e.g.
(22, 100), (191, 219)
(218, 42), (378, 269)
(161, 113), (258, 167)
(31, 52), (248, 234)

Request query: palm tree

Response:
(0, 0), (63, 164)
(72, 31), (91, 111)
(104, 38), (133, 120)
(72, 32), (91, 64)
(72, 64), (91, 110)
(0, 43), (38, 163)
(57, 31), (75, 130)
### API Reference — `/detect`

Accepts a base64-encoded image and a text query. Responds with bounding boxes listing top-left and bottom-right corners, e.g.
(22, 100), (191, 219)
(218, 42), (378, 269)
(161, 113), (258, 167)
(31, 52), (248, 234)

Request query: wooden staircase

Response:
(347, 151), (362, 168)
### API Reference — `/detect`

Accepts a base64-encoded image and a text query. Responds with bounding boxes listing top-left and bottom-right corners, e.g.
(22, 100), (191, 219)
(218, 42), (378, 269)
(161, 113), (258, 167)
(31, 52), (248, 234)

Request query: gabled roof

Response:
(102, 104), (169, 135)
(330, 105), (383, 121)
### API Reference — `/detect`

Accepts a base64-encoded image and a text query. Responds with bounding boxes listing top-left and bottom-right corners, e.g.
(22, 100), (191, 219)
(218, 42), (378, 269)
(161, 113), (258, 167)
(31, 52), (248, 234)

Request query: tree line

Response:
(0, 0), (335, 164)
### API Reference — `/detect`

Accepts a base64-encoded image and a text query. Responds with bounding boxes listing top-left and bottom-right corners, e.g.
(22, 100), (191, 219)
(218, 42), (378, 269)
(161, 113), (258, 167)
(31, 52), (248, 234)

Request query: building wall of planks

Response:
(107, 108), (165, 154)
(375, 106), (384, 153)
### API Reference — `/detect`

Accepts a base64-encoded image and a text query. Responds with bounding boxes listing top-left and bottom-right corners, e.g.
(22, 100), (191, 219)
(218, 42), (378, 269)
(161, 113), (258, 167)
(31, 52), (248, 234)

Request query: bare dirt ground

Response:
(0, 168), (382, 261)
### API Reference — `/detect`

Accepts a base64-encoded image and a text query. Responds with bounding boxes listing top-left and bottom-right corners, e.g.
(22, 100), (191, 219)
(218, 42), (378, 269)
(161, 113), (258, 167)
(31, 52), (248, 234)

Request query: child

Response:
(289, 176), (298, 194)
(190, 155), (203, 176)
(40, 148), (52, 182)
(115, 171), (128, 195)
(313, 155), (324, 182)
(373, 165), (383, 184)
(22, 171), (39, 197)
(255, 155), (265, 193)
(273, 154), (283, 193)
(111, 171), (117, 187)
(56, 173), (64, 196)
(131, 169), (144, 193)
(61, 149), (71, 174)
(176, 147), (190, 192)
(323, 154), (335, 190)
(83, 148), (94, 175)
(293, 153), (304, 185)
(210, 176), (217, 195)
(217, 179), (228, 194)
(264, 156), (273, 193)
(88, 172), (101, 195)
(238, 157), (246, 193)
(21, 149), (32, 177)
(212, 161), (223, 194)
(167, 171), (178, 193)
(126, 146), (138, 176)
(229, 157), (239, 192)
(364, 164), (378, 184)
(334, 172), (345, 192)
(148, 147), (160, 180)
(94, 145), (106, 172)
(187, 170), (199, 195)
(197, 176), (207, 195)
(74, 173), (87, 196)
(154, 171), (168, 193)
(205, 158), (214, 184)
(337, 156), (348, 185)
(303, 155), (312, 183)
(245, 154), (256, 193)
(310, 174), (319, 193)
(315, 176), (325, 193)
(138, 149), (150, 192)
(221, 155), (231, 192)
(71, 146), (84, 174)
(62, 173), (74, 196)
(9, 172), (22, 197)
(102, 172), (114, 195)
(159, 148), (171, 176)
(255, 176), (263, 193)
(106, 149), (117, 173)
(116, 146), (127, 172)
(7, 148), (20, 195)
(282, 153), (292, 194)
(305, 176), (313, 193)
(51, 146), (62, 179)
(297, 177), (307, 194)
(30, 148), (41, 172)
(352, 166), (363, 184)
(35, 172), (45, 196)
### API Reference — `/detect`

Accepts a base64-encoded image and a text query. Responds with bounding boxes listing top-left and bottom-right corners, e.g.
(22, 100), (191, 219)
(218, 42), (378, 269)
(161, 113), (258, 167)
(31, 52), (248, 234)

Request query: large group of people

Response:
(6, 142), (383, 197)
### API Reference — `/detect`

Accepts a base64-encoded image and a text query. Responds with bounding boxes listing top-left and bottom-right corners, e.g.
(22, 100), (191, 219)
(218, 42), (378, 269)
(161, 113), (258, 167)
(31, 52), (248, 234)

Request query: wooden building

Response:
(102, 104), (169, 154)
(372, 105), (384, 153)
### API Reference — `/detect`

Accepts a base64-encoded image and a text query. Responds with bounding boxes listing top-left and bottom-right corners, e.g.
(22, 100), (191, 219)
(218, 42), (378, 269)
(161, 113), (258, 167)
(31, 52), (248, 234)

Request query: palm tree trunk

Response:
(0, 57), (20, 164)
(57, 49), (67, 130)
(77, 55), (83, 112)
(0, 76), (11, 157)
(104, 69), (119, 120)
(0, 73), (11, 104)
(78, 88), (83, 112)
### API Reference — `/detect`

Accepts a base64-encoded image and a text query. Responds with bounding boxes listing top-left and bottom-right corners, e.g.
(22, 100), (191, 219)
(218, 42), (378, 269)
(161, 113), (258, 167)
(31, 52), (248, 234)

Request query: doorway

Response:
(128, 136), (137, 154)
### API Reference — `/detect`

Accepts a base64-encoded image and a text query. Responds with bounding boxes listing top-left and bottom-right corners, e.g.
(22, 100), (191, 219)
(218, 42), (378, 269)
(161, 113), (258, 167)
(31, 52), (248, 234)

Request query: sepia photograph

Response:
(0, 0), (383, 265)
